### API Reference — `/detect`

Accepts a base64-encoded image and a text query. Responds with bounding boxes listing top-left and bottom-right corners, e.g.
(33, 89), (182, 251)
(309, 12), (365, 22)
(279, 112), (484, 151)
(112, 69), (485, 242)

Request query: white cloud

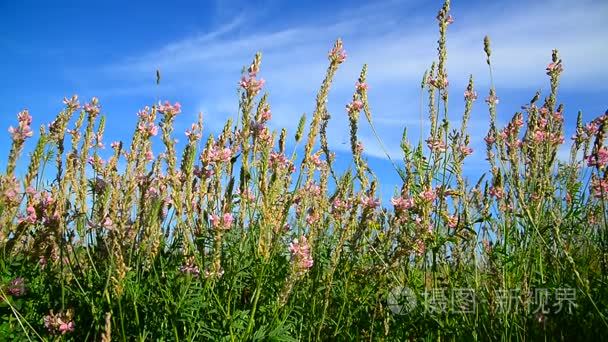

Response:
(100, 0), (607, 163)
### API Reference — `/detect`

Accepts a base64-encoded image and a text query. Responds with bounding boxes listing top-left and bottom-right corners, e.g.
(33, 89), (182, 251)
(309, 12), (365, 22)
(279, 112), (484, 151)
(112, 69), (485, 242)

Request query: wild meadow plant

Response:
(1, 1), (607, 340)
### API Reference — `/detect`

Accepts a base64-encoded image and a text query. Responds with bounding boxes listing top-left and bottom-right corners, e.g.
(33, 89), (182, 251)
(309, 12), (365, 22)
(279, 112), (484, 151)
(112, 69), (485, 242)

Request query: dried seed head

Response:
(295, 113), (306, 142)
(279, 128), (287, 153)
(421, 70), (429, 89)
(552, 49), (559, 63)
(484, 36), (492, 63)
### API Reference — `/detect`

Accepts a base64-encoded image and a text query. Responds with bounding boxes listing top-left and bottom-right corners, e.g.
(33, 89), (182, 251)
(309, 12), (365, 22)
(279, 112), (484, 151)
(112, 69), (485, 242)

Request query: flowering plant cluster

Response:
(1, 1), (607, 340)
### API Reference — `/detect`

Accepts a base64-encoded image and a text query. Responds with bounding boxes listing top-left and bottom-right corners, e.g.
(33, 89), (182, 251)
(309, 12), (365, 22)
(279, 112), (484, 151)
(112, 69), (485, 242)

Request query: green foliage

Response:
(1, 0), (608, 340)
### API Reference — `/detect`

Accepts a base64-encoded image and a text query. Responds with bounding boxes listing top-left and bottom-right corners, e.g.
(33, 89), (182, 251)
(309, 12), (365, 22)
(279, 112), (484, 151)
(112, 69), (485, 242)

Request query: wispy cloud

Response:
(98, 0), (607, 162)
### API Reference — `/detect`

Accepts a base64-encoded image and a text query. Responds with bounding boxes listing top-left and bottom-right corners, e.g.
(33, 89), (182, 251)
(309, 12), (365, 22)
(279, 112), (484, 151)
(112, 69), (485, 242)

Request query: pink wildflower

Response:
(59, 322), (75, 334)
(210, 214), (221, 228)
(328, 41), (347, 64)
(591, 177), (608, 199)
(158, 101), (181, 116)
(87, 155), (105, 170)
(8, 110), (34, 142)
(240, 76), (265, 95)
(533, 130), (546, 143)
(553, 111), (564, 122)
(310, 153), (324, 169)
(355, 141), (364, 155)
(99, 217), (112, 229)
(428, 77), (449, 89)
(306, 210), (319, 225)
(260, 108), (272, 122)
(489, 186), (504, 200)
(138, 122), (158, 137)
(346, 100), (363, 113)
(269, 152), (294, 172)
(447, 215), (458, 229)
(238, 188), (256, 201)
(356, 82), (368, 93)
(360, 195), (380, 210)
(587, 147), (608, 168)
(185, 123), (202, 141)
(220, 148), (232, 162)
(179, 260), (201, 277)
(391, 196), (414, 211)
(83, 97), (100, 116)
(485, 94), (499, 105)
(414, 239), (426, 256)
(551, 133), (564, 145)
(202, 145), (233, 164)
(7, 277), (26, 297)
(39, 191), (54, 208)
(26, 205), (36, 219)
(43, 310), (75, 335)
(289, 236), (314, 273)
(419, 187), (437, 202)
(546, 62), (563, 74)
(137, 108), (150, 119)
(144, 186), (159, 199)
(204, 167), (215, 178)
(210, 212), (233, 230)
(18, 205), (37, 224)
(204, 267), (225, 279)
(464, 90), (478, 101)
(62, 95), (80, 110)
(586, 123), (599, 135)
(223, 212), (234, 227)
(426, 138), (447, 153)
(332, 197), (350, 214)
(305, 182), (321, 196)
(248, 62), (260, 77)
(3, 177), (21, 205)
(459, 145), (473, 156)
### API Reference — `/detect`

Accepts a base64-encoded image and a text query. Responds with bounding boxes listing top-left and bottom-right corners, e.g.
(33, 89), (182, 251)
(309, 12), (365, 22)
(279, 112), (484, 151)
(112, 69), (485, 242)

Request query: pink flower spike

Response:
(391, 196), (413, 211)
(222, 212), (234, 228)
(361, 195), (380, 210)
(489, 186), (504, 200)
(328, 40), (347, 64)
(459, 145), (473, 156)
(7, 277), (26, 297)
(419, 187), (437, 202)
(158, 101), (182, 116)
(464, 90), (478, 101)
(356, 82), (368, 92)
(346, 100), (363, 113)
(289, 235), (314, 273)
(447, 215), (458, 229)
(210, 214), (221, 228)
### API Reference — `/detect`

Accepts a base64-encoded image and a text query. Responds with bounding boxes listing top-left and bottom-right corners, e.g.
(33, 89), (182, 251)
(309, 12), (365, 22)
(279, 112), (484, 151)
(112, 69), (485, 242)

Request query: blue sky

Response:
(1, 0), (607, 200)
